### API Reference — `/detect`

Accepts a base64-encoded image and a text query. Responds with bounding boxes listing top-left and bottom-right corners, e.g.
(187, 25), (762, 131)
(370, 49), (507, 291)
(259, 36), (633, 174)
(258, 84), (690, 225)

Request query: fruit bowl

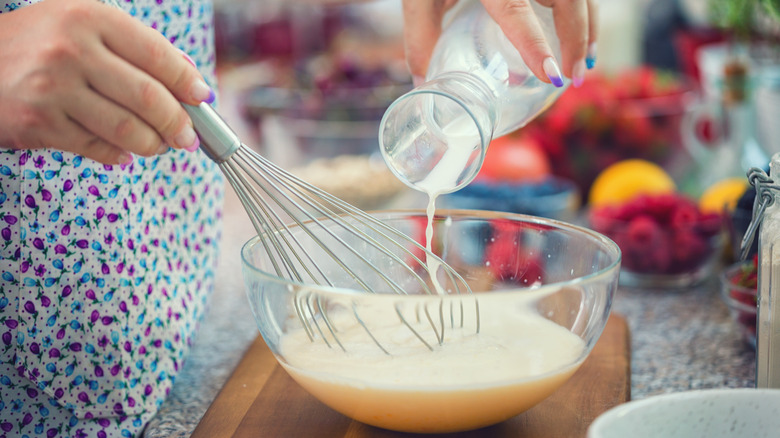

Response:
(440, 176), (581, 222)
(522, 67), (696, 196)
(241, 210), (621, 433)
(589, 193), (724, 288)
(720, 259), (758, 349)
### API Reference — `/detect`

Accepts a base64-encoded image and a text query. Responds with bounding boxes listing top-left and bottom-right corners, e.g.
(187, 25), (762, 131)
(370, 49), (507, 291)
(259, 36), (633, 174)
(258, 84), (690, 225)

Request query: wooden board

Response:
(192, 314), (630, 438)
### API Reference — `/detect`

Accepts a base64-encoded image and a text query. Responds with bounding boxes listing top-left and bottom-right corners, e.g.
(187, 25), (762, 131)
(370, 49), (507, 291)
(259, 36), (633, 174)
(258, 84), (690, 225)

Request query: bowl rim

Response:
(240, 208), (622, 296)
(587, 388), (780, 437)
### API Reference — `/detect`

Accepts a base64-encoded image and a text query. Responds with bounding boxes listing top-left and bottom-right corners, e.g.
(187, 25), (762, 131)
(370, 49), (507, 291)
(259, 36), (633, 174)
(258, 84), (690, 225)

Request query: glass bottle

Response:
(756, 153), (780, 388)
(378, 0), (567, 194)
(743, 153), (780, 388)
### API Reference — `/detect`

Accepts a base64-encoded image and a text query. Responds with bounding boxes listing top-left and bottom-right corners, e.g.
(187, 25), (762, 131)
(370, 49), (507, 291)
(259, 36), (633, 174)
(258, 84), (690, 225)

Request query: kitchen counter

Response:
(140, 78), (756, 436)
(141, 185), (757, 438)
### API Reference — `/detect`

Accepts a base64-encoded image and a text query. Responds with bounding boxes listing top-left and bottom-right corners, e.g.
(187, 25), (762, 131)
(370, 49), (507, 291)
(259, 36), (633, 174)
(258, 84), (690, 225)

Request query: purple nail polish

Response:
(205, 88), (216, 104)
(542, 57), (564, 88)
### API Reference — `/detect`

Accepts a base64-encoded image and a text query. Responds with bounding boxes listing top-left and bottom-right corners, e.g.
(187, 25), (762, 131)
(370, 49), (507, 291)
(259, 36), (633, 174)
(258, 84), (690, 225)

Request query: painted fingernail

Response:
(157, 143), (170, 155)
(174, 125), (198, 150)
(572, 58), (586, 88)
(586, 42), (597, 70)
(186, 136), (201, 152)
(118, 152), (134, 165)
(180, 50), (197, 67)
(543, 57), (564, 88)
(191, 79), (215, 104)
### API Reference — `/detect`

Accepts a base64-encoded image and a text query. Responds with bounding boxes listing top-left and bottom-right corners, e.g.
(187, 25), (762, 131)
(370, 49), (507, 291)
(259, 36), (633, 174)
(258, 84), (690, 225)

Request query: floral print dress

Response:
(0, 1), (223, 437)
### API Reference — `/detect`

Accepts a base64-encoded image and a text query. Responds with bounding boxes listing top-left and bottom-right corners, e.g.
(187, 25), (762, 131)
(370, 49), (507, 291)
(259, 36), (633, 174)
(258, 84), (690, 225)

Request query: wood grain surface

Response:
(192, 314), (630, 438)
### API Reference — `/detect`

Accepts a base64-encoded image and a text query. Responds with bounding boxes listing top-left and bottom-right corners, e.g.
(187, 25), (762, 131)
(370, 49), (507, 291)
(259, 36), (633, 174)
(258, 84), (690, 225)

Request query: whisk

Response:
(184, 102), (479, 353)
(93, 0), (479, 353)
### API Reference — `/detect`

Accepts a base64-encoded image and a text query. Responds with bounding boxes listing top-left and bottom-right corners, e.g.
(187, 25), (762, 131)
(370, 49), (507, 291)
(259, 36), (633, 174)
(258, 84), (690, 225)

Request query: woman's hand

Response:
(402, 0), (598, 88)
(0, 0), (214, 164)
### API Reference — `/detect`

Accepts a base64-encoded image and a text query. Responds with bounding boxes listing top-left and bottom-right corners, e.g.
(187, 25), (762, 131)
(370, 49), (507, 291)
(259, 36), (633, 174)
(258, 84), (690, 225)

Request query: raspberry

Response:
(589, 207), (619, 234)
(697, 212), (724, 237)
(626, 215), (661, 246)
(669, 204), (700, 229)
(483, 224), (544, 285)
(642, 193), (680, 223)
(669, 231), (708, 270)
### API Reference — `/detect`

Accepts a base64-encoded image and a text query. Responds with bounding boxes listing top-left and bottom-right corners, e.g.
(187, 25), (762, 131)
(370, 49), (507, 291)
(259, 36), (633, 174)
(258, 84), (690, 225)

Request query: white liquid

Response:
(416, 121), (482, 294)
(279, 298), (585, 432)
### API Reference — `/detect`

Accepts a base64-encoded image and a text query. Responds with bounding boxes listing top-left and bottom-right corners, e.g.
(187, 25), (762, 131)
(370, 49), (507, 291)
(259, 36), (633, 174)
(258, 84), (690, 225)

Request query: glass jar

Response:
(743, 152), (780, 388)
(378, 0), (567, 195)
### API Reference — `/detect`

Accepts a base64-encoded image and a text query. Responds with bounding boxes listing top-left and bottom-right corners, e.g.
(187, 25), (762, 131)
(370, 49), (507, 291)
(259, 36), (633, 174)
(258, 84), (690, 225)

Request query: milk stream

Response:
(415, 120), (482, 294)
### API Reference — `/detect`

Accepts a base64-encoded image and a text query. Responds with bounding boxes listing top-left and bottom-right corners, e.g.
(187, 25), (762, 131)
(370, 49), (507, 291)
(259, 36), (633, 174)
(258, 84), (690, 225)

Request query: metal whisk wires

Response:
(184, 102), (479, 353)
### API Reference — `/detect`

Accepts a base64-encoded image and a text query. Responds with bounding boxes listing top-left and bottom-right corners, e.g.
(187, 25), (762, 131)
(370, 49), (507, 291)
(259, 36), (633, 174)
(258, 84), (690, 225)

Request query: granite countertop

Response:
(141, 186), (757, 438)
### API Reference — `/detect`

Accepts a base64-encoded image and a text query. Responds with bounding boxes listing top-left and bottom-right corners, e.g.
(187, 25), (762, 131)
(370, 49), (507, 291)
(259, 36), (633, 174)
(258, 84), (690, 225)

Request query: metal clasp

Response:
(740, 167), (780, 260)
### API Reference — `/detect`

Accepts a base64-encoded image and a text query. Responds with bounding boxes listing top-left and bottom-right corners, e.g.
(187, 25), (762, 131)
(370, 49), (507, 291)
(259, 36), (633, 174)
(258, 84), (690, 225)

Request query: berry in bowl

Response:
(588, 192), (724, 288)
(720, 257), (758, 348)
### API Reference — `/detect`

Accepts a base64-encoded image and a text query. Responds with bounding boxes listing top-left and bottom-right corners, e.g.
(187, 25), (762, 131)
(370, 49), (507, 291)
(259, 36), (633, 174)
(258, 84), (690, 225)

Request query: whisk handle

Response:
(183, 102), (241, 163)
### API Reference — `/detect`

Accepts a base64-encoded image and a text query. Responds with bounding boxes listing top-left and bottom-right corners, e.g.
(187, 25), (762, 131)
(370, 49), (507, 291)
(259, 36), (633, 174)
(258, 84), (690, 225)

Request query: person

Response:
(0, 0), (221, 437)
(0, 0), (597, 437)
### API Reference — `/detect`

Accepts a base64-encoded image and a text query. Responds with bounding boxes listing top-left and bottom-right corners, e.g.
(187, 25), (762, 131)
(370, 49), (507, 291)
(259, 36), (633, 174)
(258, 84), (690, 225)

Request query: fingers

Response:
(481, 0), (595, 87)
(67, 123), (134, 165)
(17, 109), (132, 165)
(85, 45), (200, 151)
(97, 5), (214, 106)
(480, 0), (562, 86)
(585, 0), (599, 69)
(402, 0), (456, 81)
(91, 2), (209, 153)
(548, 0), (589, 87)
(64, 87), (168, 157)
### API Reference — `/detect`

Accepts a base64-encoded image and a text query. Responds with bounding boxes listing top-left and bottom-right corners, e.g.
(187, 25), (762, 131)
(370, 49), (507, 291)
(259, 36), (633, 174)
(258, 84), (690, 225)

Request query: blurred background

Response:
(210, 0), (780, 264)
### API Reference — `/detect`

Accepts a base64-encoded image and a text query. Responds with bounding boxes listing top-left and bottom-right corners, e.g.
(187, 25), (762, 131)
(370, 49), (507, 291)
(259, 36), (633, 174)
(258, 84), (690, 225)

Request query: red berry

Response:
(669, 231), (708, 270)
(483, 224), (544, 285)
(670, 204), (700, 229)
(626, 215), (661, 246)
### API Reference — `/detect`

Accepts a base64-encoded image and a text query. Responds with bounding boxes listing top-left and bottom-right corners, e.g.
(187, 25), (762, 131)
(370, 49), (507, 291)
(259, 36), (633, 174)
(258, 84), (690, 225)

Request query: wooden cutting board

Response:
(192, 314), (630, 438)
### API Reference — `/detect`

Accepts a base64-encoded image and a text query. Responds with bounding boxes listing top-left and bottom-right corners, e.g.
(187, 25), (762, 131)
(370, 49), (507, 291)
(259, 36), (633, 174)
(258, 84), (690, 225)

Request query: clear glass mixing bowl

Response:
(241, 209), (621, 433)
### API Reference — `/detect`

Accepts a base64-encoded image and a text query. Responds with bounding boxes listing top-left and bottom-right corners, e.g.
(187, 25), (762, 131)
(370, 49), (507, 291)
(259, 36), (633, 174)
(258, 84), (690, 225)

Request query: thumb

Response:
(402, 0), (456, 83)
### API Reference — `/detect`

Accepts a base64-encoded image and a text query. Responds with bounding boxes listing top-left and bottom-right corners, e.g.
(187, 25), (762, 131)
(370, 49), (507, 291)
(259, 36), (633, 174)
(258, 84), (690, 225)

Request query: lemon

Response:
(589, 159), (676, 207)
(698, 177), (749, 213)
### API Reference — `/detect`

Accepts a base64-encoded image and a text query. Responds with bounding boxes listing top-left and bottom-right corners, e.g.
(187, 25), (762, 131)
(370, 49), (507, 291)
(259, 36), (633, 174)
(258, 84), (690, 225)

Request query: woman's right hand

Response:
(0, 0), (213, 165)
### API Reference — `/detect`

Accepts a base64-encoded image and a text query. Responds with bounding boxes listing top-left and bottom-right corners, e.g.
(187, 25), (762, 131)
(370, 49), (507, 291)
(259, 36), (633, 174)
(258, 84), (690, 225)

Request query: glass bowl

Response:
(241, 210), (621, 433)
(440, 176), (581, 222)
(588, 195), (725, 289)
(720, 260), (758, 349)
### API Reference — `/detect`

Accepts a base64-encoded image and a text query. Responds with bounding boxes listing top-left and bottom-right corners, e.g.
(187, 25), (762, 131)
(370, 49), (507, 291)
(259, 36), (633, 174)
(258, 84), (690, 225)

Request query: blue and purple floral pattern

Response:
(0, 1), (222, 437)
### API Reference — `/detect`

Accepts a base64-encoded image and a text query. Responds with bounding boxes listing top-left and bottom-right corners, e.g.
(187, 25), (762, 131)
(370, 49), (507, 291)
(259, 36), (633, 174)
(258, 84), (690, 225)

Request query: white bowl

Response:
(588, 388), (780, 438)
